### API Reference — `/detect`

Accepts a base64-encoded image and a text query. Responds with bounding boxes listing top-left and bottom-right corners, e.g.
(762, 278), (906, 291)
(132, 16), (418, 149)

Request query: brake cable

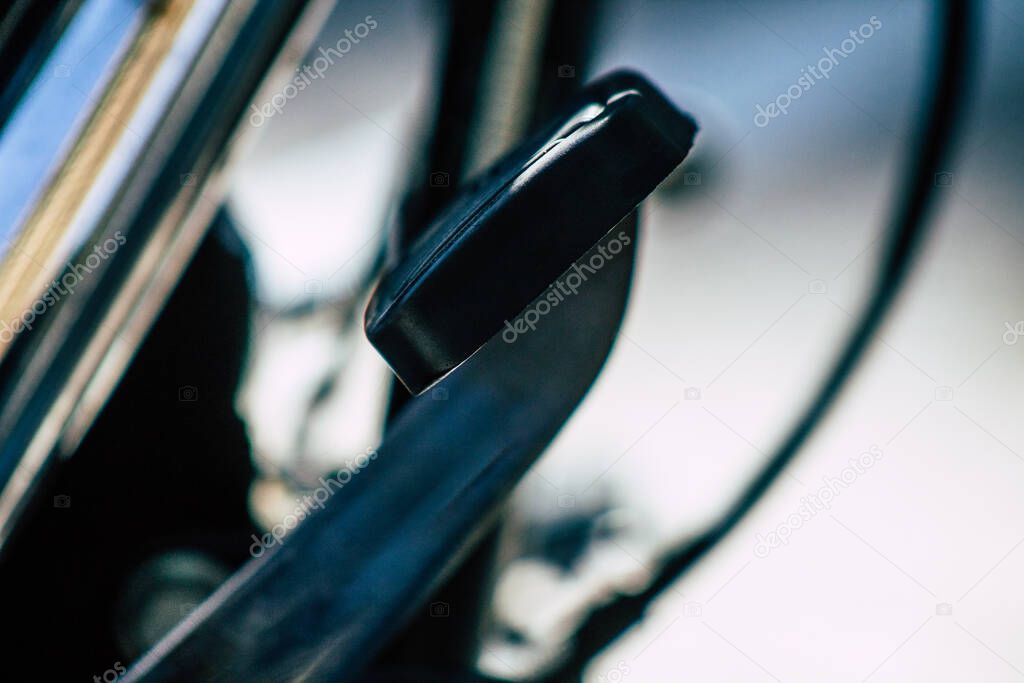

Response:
(540, 1), (978, 680)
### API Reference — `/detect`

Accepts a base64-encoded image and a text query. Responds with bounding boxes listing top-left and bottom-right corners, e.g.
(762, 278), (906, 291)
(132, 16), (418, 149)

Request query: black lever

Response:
(365, 70), (697, 394)
(123, 70), (697, 683)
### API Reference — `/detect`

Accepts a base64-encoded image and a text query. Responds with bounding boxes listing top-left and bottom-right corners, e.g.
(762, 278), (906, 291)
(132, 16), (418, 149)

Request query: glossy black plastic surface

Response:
(365, 70), (697, 393)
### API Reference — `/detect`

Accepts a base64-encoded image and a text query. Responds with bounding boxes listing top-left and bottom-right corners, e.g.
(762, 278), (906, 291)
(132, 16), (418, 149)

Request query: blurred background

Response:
(0, 0), (1020, 681)
(231, 1), (1024, 680)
